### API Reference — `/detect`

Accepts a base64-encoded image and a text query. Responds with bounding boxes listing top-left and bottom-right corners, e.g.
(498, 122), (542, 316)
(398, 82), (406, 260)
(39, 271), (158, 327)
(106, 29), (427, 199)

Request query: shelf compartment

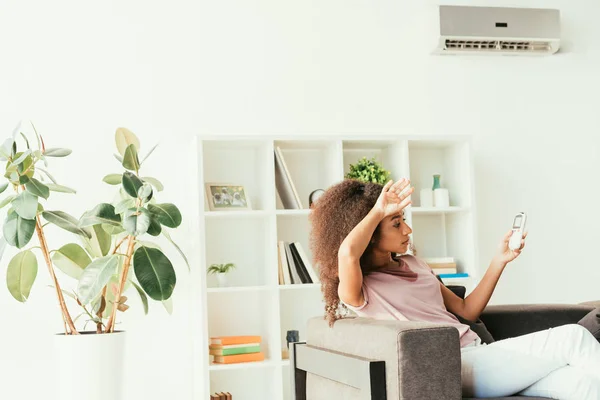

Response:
(203, 139), (273, 211)
(207, 290), (279, 363)
(205, 216), (273, 288)
(276, 213), (316, 286)
(278, 289), (324, 353)
(342, 139), (408, 182)
(408, 140), (472, 209)
(274, 140), (342, 210)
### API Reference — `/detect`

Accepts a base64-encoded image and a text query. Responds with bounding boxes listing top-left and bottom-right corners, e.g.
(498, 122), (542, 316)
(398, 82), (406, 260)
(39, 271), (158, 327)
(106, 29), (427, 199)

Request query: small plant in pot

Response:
(207, 262), (235, 287)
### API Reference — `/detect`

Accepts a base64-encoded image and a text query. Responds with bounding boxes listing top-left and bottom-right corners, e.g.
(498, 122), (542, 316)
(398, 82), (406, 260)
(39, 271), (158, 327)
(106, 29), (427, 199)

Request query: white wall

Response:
(1, 0), (600, 398)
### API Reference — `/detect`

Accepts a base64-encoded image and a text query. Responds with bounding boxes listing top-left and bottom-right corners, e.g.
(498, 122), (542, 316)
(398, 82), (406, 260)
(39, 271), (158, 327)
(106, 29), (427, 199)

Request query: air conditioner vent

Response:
(444, 39), (552, 53)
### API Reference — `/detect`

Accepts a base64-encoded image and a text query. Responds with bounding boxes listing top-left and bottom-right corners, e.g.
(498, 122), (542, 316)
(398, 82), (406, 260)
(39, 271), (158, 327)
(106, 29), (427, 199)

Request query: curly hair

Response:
(309, 179), (384, 327)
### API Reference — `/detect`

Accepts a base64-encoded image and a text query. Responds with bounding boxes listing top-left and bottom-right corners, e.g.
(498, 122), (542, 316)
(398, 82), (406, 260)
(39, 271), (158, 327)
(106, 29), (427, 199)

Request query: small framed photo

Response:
(205, 183), (252, 211)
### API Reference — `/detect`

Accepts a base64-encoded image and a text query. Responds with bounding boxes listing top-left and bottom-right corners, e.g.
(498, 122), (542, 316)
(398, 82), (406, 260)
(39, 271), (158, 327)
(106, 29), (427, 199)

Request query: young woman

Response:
(309, 178), (600, 399)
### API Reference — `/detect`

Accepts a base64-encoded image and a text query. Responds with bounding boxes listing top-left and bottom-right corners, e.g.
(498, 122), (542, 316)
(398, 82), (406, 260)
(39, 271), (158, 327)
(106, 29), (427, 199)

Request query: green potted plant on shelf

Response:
(345, 156), (391, 184)
(207, 262), (236, 287)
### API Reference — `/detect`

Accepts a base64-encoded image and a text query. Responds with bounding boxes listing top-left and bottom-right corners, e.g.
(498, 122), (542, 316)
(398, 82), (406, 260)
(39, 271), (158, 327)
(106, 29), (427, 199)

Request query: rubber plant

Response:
(74, 127), (189, 333)
(0, 121), (81, 334)
(345, 156), (391, 184)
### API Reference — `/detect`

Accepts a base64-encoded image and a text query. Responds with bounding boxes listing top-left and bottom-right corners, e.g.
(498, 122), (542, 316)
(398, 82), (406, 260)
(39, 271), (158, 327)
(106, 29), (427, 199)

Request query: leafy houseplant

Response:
(79, 127), (189, 333)
(0, 121), (81, 334)
(207, 262), (235, 287)
(345, 156), (391, 184)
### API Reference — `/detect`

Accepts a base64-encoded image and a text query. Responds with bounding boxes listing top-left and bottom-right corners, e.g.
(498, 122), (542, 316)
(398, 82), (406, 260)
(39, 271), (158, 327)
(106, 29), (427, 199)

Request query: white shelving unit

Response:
(191, 135), (479, 399)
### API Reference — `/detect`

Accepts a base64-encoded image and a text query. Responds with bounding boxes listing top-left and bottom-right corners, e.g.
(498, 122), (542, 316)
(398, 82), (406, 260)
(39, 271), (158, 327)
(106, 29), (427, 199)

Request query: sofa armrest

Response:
(303, 316), (462, 400)
(480, 303), (596, 340)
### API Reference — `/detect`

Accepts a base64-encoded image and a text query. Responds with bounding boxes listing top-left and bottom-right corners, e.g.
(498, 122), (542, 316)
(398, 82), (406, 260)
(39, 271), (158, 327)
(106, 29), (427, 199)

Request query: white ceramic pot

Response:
(54, 331), (126, 400)
(216, 273), (228, 287)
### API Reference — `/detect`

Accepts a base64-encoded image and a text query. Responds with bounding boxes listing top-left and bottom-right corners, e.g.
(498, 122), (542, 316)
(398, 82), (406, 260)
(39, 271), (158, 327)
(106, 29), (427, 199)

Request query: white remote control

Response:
(509, 212), (527, 251)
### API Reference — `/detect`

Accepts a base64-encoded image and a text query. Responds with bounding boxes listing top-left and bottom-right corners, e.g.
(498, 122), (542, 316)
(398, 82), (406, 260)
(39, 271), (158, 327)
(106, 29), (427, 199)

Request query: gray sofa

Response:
(290, 299), (600, 400)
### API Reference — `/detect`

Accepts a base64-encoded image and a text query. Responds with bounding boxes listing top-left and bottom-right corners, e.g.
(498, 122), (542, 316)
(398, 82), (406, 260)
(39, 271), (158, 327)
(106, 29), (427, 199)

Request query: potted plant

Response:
(0, 123), (189, 400)
(345, 156), (391, 184)
(207, 262), (236, 287)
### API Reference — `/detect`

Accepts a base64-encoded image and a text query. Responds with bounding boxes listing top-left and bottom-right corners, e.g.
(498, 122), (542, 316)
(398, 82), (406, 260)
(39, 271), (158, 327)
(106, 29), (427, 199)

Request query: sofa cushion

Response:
(577, 307), (600, 342)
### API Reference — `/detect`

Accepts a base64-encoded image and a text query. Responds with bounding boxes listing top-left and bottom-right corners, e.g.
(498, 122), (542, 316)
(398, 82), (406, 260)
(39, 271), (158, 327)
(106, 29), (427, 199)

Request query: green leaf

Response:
(102, 174), (122, 185)
(42, 210), (92, 239)
(101, 223), (125, 235)
(123, 208), (151, 236)
(37, 167), (57, 184)
(77, 255), (119, 305)
(19, 132), (30, 150)
(25, 178), (50, 199)
(0, 138), (14, 160)
(113, 153), (123, 163)
(140, 143), (158, 165)
(122, 144), (140, 172)
(122, 171), (143, 198)
(148, 204), (182, 228)
(45, 183), (76, 194)
(130, 280), (149, 315)
(19, 175), (29, 185)
(0, 182), (8, 194)
(6, 250), (37, 302)
(79, 203), (121, 227)
(44, 148), (72, 157)
(11, 149), (31, 165)
(115, 127), (140, 156)
(84, 225), (112, 257)
(162, 230), (190, 271)
(141, 176), (163, 192)
(3, 212), (36, 248)
(133, 246), (176, 301)
(17, 153), (34, 178)
(0, 236), (7, 266)
(137, 183), (153, 202)
(147, 215), (162, 236)
(13, 191), (38, 219)
(163, 297), (173, 315)
(52, 243), (92, 280)
(114, 198), (135, 215)
(0, 194), (16, 209)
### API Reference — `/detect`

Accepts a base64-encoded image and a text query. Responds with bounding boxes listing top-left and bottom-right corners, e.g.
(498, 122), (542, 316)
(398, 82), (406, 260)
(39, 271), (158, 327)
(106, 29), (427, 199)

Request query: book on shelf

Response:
(277, 240), (319, 285)
(438, 272), (469, 279)
(212, 352), (265, 364)
(209, 336), (264, 364)
(274, 146), (303, 209)
(423, 257), (457, 270)
(210, 392), (232, 400)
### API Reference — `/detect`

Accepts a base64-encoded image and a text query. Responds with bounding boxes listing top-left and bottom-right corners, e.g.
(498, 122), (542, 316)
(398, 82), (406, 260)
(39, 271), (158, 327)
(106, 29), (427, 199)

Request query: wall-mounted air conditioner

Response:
(433, 5), (560, 56)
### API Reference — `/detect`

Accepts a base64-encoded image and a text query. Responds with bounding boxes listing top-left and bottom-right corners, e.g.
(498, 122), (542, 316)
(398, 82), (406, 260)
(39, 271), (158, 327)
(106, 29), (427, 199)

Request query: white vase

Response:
(216, 273), (228, 287)
(54, 331), (126, 400)
(433, 188), (450, 207)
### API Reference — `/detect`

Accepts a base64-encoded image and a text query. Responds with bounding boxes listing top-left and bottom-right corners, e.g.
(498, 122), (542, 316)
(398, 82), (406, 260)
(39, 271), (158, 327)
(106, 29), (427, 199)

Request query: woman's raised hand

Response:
(374, 179), (414, 218)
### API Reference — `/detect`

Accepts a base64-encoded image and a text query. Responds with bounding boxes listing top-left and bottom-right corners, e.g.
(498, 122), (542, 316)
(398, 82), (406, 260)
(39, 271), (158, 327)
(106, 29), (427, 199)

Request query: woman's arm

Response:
(338, 207), (384, 307)
(442, 229), (527, 321)
(338, 179), (413, 307)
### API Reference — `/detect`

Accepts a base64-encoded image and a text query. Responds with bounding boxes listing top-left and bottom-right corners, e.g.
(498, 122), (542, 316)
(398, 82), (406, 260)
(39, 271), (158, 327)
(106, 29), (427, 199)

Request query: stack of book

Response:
(210, 392), (232, 400)
(277, 241), (319, 285)
(423, 257), (468, 278)
(274, 146), (303, 209)
(209, 335), (264, 364)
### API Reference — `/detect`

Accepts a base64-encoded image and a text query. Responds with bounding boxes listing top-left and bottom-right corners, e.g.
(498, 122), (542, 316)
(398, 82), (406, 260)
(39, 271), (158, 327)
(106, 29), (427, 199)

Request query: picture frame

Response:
(205, 182), (252, 211)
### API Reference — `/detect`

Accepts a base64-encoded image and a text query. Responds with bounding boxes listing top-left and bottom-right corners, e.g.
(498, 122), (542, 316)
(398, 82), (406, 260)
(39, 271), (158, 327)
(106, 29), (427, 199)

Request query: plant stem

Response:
(106, 235), (135, 333)
(35, 218), (79, 335)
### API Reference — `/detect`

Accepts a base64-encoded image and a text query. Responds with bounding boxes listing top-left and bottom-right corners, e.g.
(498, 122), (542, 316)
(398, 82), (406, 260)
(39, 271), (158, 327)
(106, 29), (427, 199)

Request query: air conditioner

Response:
(433, 5), (560, 56)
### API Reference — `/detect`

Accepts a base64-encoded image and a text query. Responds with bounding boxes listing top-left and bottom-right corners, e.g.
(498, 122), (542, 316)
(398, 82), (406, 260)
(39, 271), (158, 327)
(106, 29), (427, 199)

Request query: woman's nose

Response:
(402, 224), (413, 235)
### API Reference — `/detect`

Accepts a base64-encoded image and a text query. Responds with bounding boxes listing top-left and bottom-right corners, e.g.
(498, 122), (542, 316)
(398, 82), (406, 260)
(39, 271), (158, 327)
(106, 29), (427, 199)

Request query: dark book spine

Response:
(290, 243), (312, 284)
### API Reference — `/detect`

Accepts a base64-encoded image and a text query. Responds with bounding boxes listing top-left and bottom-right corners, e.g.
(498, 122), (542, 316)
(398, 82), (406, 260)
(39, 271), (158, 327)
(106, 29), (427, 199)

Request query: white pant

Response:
(461, 324), (600, 399)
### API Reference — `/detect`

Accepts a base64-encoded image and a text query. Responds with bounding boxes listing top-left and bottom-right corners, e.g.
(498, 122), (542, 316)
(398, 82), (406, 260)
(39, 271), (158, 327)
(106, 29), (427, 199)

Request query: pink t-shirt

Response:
(343, 254), (479, 348)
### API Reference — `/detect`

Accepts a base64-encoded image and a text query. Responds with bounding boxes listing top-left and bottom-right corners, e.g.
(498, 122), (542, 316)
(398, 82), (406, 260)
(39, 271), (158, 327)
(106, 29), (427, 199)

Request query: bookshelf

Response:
(191, 135), (479, 399)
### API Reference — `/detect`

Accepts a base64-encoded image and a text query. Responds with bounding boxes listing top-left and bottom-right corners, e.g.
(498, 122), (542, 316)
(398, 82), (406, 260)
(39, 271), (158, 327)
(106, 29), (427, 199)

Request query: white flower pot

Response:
(216, 273), (228, 287)
(54, 331), (126, 400)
